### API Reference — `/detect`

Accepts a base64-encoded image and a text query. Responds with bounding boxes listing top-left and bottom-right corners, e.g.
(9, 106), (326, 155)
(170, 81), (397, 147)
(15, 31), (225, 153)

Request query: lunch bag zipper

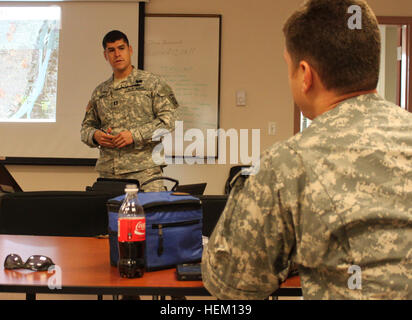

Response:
(152, 220), (200, 256)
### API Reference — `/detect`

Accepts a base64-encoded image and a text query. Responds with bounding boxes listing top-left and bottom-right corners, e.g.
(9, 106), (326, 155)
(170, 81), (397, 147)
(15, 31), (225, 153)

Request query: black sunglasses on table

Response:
(4, 253), (55, 271)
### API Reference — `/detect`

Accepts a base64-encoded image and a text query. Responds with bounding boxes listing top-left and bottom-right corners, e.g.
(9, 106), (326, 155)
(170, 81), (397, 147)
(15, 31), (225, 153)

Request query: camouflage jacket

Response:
(81, 67), (179, 175)
(202, 93), (412, 300)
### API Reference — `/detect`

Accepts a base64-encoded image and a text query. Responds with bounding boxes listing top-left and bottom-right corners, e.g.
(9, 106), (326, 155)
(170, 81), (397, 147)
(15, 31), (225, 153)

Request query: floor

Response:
(0, 292), (301, 300)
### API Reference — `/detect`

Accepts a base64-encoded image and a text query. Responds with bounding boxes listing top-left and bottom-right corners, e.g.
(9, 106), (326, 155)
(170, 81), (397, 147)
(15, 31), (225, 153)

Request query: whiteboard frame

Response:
(144, 13), (222, 160)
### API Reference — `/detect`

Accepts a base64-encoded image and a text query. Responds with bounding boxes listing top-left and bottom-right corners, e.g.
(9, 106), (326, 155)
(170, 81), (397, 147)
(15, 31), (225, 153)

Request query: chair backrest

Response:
(0, 191), (113, 237)
(0, 164), (23, 192)
(199, 195), (228, 237)
(175, 183), (207, 196)
(86, 177), (140, 196)
(224, 165), (251, 194)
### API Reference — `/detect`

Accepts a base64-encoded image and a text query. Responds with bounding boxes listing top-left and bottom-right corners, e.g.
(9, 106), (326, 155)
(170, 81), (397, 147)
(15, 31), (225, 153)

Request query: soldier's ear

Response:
(300, 61), (313, 94)
(103, 50), (108, 61)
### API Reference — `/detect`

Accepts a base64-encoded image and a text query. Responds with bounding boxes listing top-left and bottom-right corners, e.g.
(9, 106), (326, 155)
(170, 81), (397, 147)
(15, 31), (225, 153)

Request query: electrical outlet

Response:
(268, 122), (276, 136)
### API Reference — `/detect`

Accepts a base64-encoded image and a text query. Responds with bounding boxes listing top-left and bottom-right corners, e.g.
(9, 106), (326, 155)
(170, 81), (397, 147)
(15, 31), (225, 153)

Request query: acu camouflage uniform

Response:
(202, 93), (412, 300)
(81, 67), (179, 189)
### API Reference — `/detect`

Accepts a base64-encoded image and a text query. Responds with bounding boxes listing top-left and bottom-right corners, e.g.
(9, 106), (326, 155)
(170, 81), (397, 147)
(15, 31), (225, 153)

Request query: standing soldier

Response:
(81, 30), (179, 191)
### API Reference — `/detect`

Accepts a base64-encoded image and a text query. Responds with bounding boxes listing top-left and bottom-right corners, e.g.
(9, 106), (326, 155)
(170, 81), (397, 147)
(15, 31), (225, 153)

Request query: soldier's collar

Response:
(111, 66), (137, 83)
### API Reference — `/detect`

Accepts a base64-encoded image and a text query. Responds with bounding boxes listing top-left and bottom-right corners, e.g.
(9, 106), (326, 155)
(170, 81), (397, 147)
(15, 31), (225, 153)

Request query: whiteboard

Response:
(144, 14), (221, 158)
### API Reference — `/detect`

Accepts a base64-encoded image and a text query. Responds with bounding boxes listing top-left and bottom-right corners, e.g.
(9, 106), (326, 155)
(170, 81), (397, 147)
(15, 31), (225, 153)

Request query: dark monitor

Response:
(199, 195), (228, 237)
(175, 183), (207, 196)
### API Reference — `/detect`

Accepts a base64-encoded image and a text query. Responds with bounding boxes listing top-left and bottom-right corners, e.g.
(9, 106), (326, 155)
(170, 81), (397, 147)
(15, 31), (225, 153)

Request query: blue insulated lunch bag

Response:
(107, 191), (203, 271)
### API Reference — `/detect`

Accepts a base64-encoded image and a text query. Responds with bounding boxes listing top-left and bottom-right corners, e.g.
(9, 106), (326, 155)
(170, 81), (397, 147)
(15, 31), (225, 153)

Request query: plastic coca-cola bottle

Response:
(118, 184), (145, 278)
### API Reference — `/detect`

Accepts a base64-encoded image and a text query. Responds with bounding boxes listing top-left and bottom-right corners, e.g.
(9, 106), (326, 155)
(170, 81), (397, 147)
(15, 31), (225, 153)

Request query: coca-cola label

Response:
(118, 217), (146, 242)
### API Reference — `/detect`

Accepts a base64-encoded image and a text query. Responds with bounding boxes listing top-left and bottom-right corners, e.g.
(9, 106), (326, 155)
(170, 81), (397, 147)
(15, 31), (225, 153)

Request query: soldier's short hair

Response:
(283, 0), (381, 95)
(102, 30), (130, 49)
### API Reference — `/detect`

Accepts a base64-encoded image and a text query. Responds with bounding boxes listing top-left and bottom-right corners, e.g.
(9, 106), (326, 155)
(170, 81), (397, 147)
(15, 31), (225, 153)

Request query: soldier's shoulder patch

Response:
(86, 101), (93, 112)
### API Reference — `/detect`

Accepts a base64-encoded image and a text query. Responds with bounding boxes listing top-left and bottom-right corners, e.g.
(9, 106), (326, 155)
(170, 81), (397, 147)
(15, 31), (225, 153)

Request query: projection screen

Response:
(0, 1), (143, 165)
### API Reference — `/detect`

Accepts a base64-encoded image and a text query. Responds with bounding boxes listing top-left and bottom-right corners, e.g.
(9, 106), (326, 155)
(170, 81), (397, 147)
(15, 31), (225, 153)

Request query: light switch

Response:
(236, 90), (246, 106)
(397, 46), (402, 61)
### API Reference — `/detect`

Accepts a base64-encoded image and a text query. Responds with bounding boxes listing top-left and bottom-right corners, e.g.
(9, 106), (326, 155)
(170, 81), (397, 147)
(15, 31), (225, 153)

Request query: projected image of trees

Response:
(0, 7), (60, 122)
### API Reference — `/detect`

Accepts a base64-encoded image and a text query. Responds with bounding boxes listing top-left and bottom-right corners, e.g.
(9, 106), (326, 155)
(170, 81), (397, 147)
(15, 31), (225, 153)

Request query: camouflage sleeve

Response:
(131, 79), (180, 147)
(202, 144), (299, 300)
(80, 98), (100, 148)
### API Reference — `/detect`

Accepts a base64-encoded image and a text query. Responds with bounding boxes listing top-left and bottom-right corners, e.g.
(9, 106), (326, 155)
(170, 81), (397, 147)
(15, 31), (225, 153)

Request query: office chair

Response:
(224, 165), (251, 194)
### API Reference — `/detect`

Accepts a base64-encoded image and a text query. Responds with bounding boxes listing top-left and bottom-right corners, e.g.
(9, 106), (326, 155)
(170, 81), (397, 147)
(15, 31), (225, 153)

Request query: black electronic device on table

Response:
(176, 263), (202, 281)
